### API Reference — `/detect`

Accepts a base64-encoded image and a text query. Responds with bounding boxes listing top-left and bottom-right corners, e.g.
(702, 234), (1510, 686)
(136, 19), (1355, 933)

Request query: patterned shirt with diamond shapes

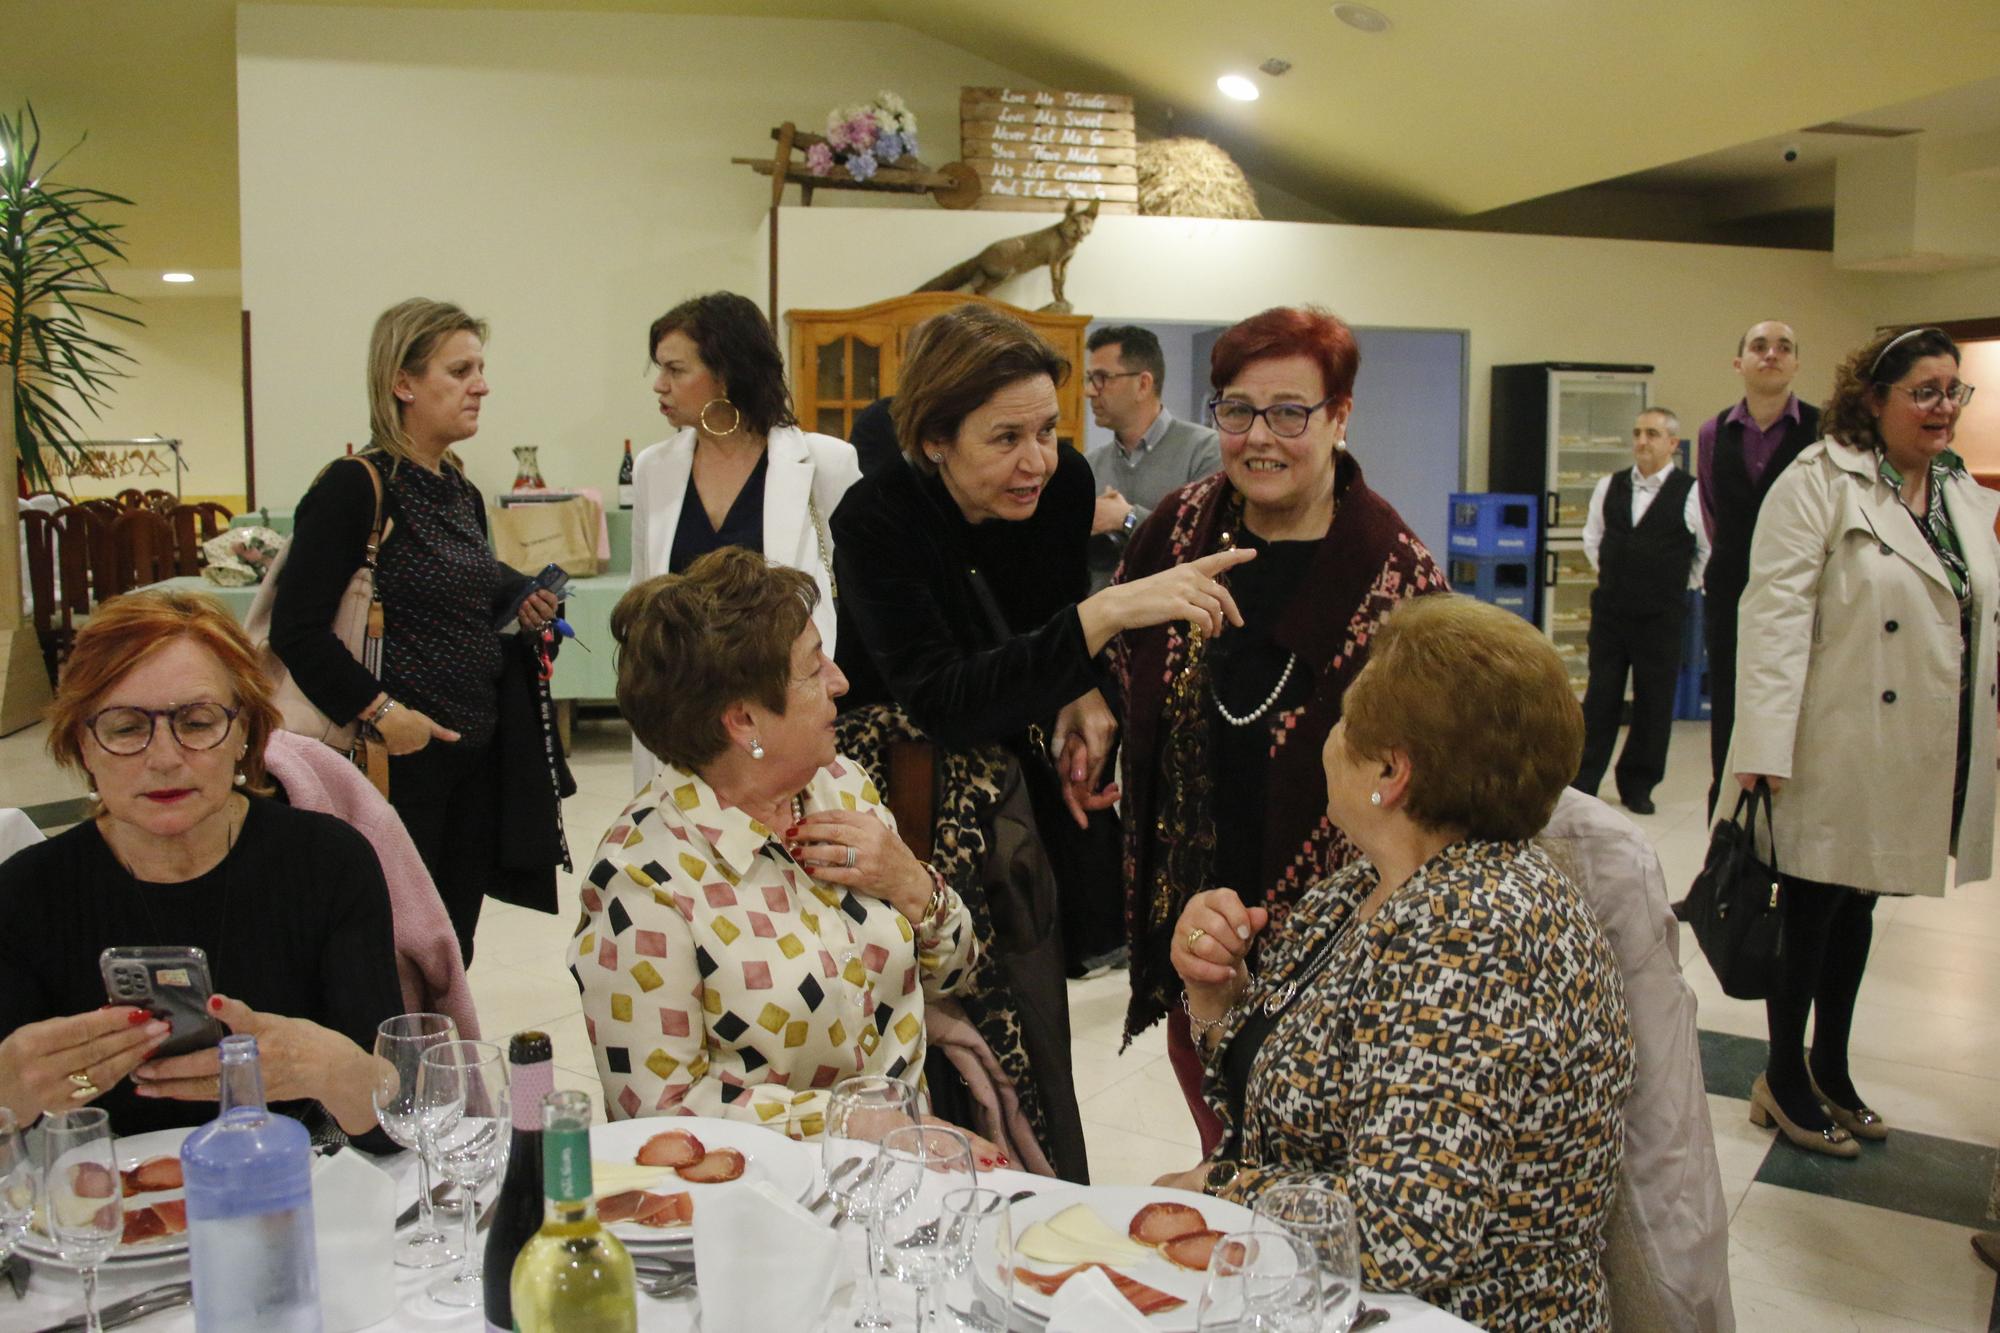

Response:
(568, 756), (976, 1134)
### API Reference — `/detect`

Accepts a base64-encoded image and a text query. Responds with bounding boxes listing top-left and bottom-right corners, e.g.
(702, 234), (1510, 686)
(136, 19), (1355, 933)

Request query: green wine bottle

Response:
(509, 1090), (636, 1333)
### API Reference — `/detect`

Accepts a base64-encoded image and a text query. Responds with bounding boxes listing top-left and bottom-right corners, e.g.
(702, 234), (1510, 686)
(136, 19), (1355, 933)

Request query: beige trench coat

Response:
(1727, 438), (1999, 895)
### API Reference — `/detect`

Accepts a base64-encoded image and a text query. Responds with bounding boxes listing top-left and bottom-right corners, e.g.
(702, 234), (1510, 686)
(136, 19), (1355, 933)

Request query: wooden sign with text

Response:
(962, 86), (1139, 214)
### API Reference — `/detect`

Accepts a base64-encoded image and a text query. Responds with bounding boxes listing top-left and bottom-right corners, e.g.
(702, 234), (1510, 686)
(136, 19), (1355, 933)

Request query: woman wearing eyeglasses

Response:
(1727, 326), (1997, 1158)
(1109, 305), (1446, 1148)
(0, 593), (401, 1141)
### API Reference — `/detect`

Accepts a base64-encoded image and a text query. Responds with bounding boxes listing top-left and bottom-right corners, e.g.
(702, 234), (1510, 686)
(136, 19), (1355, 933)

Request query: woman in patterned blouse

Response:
(1163, 595), (1635, 1333)
(569, 548), (989, 1152)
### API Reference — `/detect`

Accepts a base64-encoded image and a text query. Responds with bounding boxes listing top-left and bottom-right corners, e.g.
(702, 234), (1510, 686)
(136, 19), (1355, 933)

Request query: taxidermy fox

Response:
(916, 199), (1099, 311)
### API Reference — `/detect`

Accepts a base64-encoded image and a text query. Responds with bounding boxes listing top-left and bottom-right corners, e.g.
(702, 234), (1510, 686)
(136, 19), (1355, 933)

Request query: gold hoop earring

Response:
(699, 398), (743, 437)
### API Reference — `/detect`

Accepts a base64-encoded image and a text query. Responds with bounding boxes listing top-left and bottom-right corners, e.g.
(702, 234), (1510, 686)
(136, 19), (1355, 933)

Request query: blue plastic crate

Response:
(1674, 661), (1712, 720)
(1448, 492), (1539, 556)
(1448, 555), (1535, 622)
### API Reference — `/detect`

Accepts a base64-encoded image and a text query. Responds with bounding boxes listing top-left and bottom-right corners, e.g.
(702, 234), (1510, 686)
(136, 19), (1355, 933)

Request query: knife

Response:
(35, 1279), (192, 1333)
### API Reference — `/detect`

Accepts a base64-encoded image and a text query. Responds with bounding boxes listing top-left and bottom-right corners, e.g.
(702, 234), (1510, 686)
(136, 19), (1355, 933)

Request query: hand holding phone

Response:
(99, 947), (227, 1060)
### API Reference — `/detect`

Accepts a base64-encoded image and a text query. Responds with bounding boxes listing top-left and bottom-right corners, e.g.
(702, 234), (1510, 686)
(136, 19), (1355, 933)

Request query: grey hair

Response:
(1639, 405), (1681, 437)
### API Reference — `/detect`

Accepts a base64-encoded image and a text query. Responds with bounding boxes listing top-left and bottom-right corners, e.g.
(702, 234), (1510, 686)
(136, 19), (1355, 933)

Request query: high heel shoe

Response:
(1809, 1072), (1889, 1141)
(1748, 1074), (1859, 1158)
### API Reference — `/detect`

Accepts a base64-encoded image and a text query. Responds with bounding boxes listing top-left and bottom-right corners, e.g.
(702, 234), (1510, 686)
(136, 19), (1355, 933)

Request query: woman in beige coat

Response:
(1730, 326), (1997, 1158)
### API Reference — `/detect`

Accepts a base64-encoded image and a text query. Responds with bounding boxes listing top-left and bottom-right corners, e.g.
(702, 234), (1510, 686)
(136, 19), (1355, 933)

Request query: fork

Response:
(636, 1268), (696, 1300)
(802, 1155), (863, 1217)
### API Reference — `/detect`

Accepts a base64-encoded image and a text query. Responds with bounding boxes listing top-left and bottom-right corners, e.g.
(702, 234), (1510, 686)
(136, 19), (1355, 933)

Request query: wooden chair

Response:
(143, 489), (178, 516)
(22, 506), (109, 679)
(114, 488), (149, 510)
(78, 498), (123, 522)
(165, 502), (234, 577)
(103, 508), (176, 599)
(23, 489), (74, 507)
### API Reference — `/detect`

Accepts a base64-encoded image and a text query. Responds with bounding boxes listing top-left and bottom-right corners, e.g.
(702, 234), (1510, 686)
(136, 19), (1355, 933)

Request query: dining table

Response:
(10, 1147), (1486, 1332)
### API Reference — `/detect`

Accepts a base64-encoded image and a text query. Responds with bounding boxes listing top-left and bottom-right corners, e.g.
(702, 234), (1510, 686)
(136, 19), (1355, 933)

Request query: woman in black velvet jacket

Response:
(830, 303), (1248, 1178)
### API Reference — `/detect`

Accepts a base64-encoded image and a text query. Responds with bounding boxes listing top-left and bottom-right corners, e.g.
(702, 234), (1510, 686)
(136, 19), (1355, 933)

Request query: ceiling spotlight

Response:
(1260, 58), (1292, 77)
(1217, 75), (1260, 102)
(1332, 3), (1391, 33)
(162, 272), (195, 283)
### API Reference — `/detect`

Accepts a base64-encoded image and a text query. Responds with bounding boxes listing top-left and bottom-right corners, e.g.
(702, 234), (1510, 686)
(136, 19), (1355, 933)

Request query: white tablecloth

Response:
(13, 1155), (1481, 1332)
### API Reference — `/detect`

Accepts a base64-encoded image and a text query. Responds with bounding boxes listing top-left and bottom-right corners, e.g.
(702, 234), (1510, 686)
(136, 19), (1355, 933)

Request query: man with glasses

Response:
(1698, 320), (1821, 817)
(1083, 326), (1222, 592)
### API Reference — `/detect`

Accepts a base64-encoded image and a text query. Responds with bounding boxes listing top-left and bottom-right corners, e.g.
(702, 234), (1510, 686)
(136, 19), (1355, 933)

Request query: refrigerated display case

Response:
(1544, 540), (1596, 695)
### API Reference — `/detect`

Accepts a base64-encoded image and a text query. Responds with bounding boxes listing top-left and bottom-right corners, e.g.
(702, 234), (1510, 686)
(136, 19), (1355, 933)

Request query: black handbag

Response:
(1685, 781), (1786, 999)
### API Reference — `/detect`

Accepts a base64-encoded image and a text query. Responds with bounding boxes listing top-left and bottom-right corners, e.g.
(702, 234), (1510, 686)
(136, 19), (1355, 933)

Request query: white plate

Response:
(20, 1126), (193, 1267)
(586, 1116), (815, 1248)
(985, 1185), (1255, 1331)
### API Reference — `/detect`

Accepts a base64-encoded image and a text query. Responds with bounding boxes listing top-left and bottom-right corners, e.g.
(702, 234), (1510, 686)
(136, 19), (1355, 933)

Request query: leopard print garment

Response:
(832, 702), (1055, 1159)
(1205, 840), (1635, 1333)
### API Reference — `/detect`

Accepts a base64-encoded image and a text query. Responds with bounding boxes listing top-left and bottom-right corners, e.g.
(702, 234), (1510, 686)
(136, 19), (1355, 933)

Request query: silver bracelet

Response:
(1182, 990), (1242, 1044)
(366, 697), (398, 726)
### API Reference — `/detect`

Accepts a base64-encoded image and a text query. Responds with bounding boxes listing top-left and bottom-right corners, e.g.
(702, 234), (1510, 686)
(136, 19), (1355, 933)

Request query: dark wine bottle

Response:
(617, 439), (634, 509)
(482, 1030), (554, 1333)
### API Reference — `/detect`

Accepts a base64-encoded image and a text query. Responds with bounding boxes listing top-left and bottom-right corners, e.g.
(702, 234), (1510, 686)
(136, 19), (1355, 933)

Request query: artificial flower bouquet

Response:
(804, 91), (920, 182)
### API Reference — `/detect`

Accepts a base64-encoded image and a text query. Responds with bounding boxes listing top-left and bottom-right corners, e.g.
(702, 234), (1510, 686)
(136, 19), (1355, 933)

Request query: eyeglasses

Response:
(1084, 369), (1142, 392)
(86, 702), (242, 755)
(1884, 382), (1975, 410)
(1209, 395), (1338, 439)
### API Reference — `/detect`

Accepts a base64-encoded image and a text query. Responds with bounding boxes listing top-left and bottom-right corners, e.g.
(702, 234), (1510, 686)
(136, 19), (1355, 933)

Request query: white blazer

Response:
(628, 424), (861, 789)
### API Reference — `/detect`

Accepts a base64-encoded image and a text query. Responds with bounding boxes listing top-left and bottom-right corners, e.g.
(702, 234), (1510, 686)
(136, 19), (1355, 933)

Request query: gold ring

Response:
(68, 1071), (98, 1101)
(1186, 927), (1207, 950)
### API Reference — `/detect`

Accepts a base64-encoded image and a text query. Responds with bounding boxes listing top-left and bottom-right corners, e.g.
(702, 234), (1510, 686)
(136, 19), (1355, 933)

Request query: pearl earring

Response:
(927, 451), (941, 463)
(234, 771), (248, 788)
(749, 739), (765, 760)
(1369, 791), (1382, 806)
(86, 787), (100, 802)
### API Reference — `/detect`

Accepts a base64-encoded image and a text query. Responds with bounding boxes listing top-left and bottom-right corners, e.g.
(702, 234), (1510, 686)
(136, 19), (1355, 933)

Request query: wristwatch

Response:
(1204, 1159), (1241, 1193)
(1121, 508), (1139, 535)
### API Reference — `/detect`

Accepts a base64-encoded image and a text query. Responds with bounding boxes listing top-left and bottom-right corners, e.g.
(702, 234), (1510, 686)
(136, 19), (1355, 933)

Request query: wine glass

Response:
(876, 1123), (976, 1332)
(417, 1039), (509, 1307)
(40, 1108), (122, 1333)
(0, 1108), (32, 1262)
(824, 1074), (919, 1330)
(1195, 1229), (1323, 1333)
(372, 1011), (459, 1268)
(936, 1186), (1012, 1332)
(1251, 1184), (1361, 1332)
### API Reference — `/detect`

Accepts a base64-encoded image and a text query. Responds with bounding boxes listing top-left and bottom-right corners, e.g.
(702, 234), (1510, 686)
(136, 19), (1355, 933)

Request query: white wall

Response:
(771, 208), (1883, 483)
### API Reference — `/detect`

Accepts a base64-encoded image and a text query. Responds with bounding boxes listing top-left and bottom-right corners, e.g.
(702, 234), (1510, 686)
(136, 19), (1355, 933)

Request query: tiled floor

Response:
(6, 713), (1997, 1329)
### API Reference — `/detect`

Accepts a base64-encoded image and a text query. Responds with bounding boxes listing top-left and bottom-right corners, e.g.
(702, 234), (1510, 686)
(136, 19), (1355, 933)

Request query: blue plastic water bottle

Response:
(180, 1034), (323, 1331)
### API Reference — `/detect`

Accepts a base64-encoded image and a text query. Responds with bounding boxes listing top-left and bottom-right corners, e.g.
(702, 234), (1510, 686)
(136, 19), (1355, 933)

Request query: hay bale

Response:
(1135, 137), (1262, 220)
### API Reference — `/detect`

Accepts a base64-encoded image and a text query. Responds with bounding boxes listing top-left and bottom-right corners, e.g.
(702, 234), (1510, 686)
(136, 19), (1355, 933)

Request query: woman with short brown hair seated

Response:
(1163, 595), (1635, 1333)
(570, 548), (986, 1150)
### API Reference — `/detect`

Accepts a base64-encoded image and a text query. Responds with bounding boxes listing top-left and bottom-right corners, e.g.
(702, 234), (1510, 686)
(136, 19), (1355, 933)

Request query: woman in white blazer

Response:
(629, 293), (860, 788)
(1729, 326), (1997, 1159)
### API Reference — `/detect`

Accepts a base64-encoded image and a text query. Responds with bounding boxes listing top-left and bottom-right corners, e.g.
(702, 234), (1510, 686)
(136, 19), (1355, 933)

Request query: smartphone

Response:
(98, 946), (227, 1059)
(494, 563), (573, 630)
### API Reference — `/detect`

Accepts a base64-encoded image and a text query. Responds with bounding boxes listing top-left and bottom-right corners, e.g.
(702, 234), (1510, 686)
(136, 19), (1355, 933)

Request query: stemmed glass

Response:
(39, 1108), (123, 1333)
(937, 1186), (1012, 1332)
(1251, 1184), (1361, 1332)
(824, 1074), (919, 1330)
(417, 1039), (509, 1307)
(1195, 1228), (1323, 1333)
(372, 1011), (459, 1268)
(876, 1123), (977, 1332)
(0, 1108), (33, 1263)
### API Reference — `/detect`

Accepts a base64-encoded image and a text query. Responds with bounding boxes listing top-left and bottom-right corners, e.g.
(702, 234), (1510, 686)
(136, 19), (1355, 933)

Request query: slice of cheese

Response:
(1017, 1203), (1155, 1267)
(590, 1162), (675, 1196)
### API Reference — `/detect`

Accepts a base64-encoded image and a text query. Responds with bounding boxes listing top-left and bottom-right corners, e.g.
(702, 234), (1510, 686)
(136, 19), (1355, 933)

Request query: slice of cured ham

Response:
(1012, 1263), (1186, 1315)
(596, 1190), (649, 1223)
(675, 1147), (745, 1184)
(1128, 1200), (1207, 1245)
(633, 1191), (694, 1227)
(122, 1156), (184, 1195)
(634, 1129), (705, 1168)
(120, 1207), (168, 1246)
(70, 1161), (116, 1199)
(1161, 1228), (1226, 1271)
(150, 1199), (188, 1235)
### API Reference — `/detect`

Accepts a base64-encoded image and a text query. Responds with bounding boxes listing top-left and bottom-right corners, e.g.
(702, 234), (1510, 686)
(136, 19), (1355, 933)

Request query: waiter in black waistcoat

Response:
(1697, 320), (1821, 815)
(1574, 406), (1710, 815)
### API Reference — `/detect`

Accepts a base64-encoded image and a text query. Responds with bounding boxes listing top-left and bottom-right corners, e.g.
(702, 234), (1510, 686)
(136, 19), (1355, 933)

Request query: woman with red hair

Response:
(0, 591), (401, 1142)
(1112, 305), (1446, 1147)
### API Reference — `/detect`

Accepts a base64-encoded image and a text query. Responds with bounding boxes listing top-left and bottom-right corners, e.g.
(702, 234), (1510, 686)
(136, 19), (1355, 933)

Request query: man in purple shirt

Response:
(1697, 320), (1822, 815)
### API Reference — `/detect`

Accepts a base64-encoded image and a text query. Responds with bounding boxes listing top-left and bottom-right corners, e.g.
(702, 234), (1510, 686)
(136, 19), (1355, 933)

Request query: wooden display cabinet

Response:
(786, 292), (1090, 449)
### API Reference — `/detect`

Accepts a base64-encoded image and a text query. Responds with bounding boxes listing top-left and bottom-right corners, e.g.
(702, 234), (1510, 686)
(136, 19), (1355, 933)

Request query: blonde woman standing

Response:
(271, 298), (563, 963)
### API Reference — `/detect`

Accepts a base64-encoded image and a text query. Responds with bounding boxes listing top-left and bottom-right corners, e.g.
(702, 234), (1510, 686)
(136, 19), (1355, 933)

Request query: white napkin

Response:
(693, 1179), (838, 1331)
(1046, 1265), (1154, 1333)
(310, 1148), (396, 1333)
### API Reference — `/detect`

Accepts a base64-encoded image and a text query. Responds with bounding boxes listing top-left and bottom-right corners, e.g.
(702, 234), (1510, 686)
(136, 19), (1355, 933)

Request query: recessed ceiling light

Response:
(1332, 3), (1391, 33)
(1217, 75), (1260, 102)
(162, 272), (195, 283)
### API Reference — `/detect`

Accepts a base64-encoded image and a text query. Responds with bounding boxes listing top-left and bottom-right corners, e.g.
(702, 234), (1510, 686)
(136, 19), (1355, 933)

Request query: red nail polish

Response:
(127, 1009), (149, 1025)
(207, 996), (223, 1012)
(997, 1155), (1010, 1166)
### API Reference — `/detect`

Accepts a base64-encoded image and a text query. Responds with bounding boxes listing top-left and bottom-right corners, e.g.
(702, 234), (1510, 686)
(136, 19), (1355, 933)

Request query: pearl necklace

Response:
(1212, 651), (1297, 727)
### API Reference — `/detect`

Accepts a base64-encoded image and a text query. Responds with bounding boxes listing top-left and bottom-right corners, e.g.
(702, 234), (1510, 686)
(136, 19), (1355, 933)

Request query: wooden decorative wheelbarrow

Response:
(733, 122), (982, 209)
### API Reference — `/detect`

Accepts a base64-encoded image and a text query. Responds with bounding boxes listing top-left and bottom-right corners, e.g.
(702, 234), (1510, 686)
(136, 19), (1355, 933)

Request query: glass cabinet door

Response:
(1550, 376), (1648, 530)
(1545, 544), (1597, 695)
(805, 331), (890, 438)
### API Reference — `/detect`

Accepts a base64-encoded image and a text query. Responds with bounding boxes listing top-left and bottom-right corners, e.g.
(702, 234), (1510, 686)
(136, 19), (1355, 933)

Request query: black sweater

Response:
(0, 800), (404, 1143)
(831, 448), (1100, 749)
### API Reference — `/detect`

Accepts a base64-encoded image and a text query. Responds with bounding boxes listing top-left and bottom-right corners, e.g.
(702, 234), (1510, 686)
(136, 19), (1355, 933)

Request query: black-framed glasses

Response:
(86, 702), (242, 755)
(1084, 369), (1143, 392)
(1208, 395), (1339, 438)
(1885, 382), (1975, 410)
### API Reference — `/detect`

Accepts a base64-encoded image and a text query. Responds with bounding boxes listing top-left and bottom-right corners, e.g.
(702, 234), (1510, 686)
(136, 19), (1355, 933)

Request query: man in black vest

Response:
(1697, 320), (1821, 815)
(1574, 407), (1710, 814)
